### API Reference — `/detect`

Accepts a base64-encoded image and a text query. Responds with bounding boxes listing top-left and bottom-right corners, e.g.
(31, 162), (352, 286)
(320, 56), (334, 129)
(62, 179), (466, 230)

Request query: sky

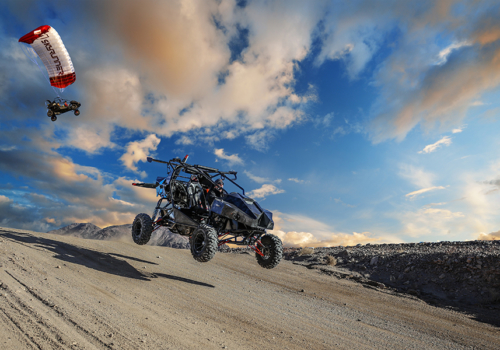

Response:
(1, 0), (500, 247)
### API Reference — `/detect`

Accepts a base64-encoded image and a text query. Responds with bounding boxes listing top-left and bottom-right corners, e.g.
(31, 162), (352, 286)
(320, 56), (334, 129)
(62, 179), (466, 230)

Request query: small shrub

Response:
(325, 256), (337, 266)
(298, 247), (315, 256)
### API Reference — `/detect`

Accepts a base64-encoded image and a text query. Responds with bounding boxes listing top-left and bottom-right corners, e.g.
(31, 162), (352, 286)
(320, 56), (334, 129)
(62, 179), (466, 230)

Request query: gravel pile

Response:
(222, 240), (500, 307)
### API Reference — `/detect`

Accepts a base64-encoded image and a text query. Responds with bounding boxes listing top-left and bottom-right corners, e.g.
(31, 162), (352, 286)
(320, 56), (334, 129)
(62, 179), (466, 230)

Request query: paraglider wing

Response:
(19, 25), (76, 90)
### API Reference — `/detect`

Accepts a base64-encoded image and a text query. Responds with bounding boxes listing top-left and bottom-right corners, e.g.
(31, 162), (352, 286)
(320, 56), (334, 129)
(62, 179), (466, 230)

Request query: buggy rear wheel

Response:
(190, 224), (217, 262)
(47, 110), (54, 117)
(74, 110), (80, 116)
(51, 116), (57, 122)
(255, 234), (283, 269)
(132, 213), (153, 245)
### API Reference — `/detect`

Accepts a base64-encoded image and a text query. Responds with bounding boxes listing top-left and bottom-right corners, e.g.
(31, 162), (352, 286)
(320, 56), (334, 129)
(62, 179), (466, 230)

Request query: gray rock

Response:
(277, 239), (500, 306)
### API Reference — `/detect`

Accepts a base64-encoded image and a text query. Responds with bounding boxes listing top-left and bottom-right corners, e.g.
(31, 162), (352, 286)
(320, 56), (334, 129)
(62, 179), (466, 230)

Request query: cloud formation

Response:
(120, 134), (161, 175)
(399, 164), (435, 189)
(214, 148), (243, 166)
(405, 186), (446, 200)
(477, 230), (500, 241)
(369, 1), (500, 142)
(4, 0), (499, 154)
(400, 207), (465, 239)
(247, 184), (284, 199)
(269, 211), (386, 247)
(418, 136), (452, 154)
(0, 129), (156, 231)
(244, 170), (281, 184)
(288, 178), (307, 184)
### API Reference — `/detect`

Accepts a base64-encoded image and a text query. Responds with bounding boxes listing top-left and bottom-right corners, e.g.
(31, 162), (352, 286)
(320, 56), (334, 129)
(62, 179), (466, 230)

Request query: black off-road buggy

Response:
(131, 155), (283, 269)
(46, 97), (81, 121)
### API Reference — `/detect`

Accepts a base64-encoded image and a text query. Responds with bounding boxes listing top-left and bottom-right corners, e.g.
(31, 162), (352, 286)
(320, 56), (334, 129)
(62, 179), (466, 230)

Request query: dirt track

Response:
(0, 227), (498, 349)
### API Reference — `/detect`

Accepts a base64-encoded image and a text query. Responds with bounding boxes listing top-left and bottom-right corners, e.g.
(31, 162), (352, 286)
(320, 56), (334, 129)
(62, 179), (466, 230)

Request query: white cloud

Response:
(120, 134), (161, 174)
(405, 186), (446, 200)
(244, 170), (281, 184)
(477, 230), (500, 240)
(435, 41), (472, 65)
(214, 148), (243, 166)
(452, 124), (467, 133)
(244, 130), (276, 152)
(315, 8), (389, 79)
(314, 113), (334, 128)
(401, 207), (465, 238)
(175, 136), (194, 145)
(247, 184), (284, 199)
(399, 164), (435, 188)
(418, 136), (452, 154)
(64, 126), (116, 154)
(288, 178), (310, 184)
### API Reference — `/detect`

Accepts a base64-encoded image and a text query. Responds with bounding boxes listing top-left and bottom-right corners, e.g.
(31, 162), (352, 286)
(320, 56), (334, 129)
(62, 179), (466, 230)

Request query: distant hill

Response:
(48, 223), (189, 249)
(47, 223), (103, 239)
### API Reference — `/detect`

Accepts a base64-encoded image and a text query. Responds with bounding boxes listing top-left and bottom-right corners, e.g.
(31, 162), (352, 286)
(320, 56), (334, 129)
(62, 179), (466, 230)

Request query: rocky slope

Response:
(221, 240), (500, 311)
(285, 240), (500, 307)
(48, 223), (189, 249)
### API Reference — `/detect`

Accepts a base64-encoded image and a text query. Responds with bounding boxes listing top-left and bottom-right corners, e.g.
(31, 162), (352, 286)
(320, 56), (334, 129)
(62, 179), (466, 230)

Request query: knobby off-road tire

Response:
(190, 224), (218, 263)
(132, 213), (153, 245)
(256, 234), (283, 269)
(47, 110), (54, 117)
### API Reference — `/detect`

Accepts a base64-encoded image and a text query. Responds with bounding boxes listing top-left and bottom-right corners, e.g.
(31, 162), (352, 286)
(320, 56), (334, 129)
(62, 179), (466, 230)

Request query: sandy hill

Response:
(0, 226), (498, 349)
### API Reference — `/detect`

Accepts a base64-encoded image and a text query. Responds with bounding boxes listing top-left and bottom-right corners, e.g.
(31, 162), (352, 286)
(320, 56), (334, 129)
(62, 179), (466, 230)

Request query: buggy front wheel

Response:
(190, 224), (217, 263)
(132, 213), (153, 245)
(255, 234), (283, 269)
(74, 110), (80, 116)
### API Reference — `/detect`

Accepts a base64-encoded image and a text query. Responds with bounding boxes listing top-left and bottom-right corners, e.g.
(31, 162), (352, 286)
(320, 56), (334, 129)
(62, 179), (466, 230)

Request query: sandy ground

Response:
(0, 227), (498, 350)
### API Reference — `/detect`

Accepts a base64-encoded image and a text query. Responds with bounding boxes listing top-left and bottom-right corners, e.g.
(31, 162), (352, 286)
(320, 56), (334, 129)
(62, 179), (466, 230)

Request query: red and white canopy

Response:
(19, 25), (76, 89)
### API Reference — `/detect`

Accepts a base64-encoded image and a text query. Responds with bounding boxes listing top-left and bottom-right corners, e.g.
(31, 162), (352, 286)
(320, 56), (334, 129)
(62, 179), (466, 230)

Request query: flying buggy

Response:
(131, 155), (283, 269)
(46, 97), (81, 121)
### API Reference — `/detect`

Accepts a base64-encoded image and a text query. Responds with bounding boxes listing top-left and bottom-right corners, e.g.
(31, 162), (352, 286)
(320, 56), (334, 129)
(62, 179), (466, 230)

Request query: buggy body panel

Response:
(210, 193), (274, 230)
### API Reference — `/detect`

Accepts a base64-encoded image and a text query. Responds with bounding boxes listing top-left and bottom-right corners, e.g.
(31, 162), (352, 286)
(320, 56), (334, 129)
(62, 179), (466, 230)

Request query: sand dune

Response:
(0, 227), (498, 349)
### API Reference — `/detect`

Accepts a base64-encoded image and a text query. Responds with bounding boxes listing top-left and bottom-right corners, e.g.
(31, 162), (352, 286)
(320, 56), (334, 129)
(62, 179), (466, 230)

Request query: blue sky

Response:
(1, 0), (500, 246)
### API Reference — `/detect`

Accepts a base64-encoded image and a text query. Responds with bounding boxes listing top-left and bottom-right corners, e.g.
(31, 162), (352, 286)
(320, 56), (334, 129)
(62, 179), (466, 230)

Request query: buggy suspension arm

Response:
(217, 233), (265, 256)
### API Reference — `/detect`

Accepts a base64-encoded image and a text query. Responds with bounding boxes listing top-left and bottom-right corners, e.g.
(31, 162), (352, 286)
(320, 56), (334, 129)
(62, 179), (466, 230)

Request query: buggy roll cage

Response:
(146, 155), (245, 195)
(132, 155), (246, 228)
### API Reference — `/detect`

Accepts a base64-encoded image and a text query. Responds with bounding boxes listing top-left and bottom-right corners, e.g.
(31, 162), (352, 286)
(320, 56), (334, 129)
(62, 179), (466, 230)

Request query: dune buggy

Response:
(46, 97), (81, 121)
(131, 155), (283, 269)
